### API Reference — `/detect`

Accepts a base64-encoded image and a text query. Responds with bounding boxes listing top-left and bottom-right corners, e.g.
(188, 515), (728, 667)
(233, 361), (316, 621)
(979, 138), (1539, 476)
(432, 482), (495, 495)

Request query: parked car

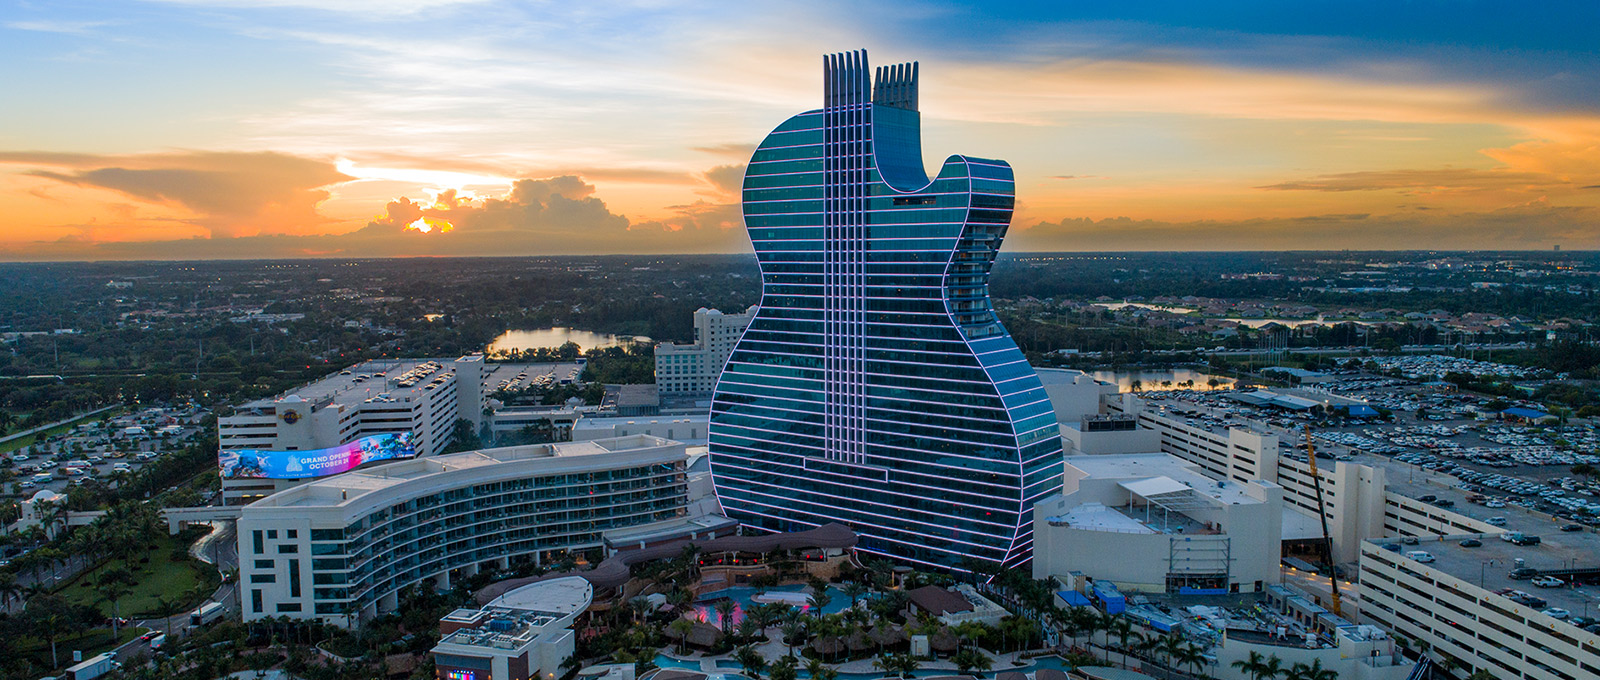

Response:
(1542, 608), (1571, 620)
(1509, 567), (1538, 580)
(1486, 516), (1508, 526)
(1560, 523), (1584, 532)
(1460, 538), (1483, 548)
(1532, 576), (1565, 588)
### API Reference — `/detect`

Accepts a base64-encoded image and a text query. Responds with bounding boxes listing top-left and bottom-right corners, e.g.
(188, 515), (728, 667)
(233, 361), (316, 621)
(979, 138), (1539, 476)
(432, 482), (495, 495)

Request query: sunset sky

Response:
(3, 1), (1598, 260)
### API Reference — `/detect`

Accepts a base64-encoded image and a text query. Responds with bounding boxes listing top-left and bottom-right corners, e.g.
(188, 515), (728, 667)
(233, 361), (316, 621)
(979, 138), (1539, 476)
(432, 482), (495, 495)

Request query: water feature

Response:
(486, 328), (647, 354)
(649, 654), (1079, 680)
(692, 585), (853, 627)
(1090, 368), (1235, 393)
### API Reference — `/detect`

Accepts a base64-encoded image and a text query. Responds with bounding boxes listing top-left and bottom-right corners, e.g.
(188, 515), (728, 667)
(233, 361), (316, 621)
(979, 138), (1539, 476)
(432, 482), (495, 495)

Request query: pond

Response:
(486, 328), (649, 354)
(1089, 368), (1235, 393)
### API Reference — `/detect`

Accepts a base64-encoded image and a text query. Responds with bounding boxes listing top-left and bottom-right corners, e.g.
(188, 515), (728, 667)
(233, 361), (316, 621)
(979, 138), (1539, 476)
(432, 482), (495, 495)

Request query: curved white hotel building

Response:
(236, 435), (690, 626)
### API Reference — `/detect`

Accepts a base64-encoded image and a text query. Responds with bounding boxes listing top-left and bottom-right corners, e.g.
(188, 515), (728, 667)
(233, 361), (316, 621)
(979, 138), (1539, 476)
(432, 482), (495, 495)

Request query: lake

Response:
(486, 328), (649, 354)
(1226, 316), (1374, 329)
(1102, 301), (1198, 314)
(1090, 368), (1236, 392)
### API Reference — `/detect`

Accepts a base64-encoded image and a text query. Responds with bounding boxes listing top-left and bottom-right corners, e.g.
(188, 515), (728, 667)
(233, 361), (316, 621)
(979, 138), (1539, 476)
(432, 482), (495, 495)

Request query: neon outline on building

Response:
(708, 50), (1063, 570)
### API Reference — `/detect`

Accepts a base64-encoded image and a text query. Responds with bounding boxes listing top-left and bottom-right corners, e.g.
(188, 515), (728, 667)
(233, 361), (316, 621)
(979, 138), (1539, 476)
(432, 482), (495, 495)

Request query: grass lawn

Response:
(17, 625), (142, 674)
(56, 532), (219, 619)
(0, 405), (126, 455)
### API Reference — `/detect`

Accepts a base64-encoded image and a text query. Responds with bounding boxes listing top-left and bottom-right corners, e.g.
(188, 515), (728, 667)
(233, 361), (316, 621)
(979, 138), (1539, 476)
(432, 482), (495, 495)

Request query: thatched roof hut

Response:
(664, 620), (725, 648)
(868, 624), (907, 646)
(812, 635), (847, 656)
(846, 629), (874, 652)
(929, 628), (959, 653)
(996, 671), (1028, 680)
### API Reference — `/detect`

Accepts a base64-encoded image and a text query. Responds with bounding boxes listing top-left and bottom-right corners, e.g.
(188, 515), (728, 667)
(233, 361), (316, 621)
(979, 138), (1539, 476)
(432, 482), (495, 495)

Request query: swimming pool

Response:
(652, 653), (1077, 680)
(693, 585), (854, 627)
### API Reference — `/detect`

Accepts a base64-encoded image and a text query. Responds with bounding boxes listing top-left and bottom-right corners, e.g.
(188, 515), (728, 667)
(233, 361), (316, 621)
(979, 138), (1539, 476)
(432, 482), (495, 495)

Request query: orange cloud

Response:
(3, 151), (352, 238)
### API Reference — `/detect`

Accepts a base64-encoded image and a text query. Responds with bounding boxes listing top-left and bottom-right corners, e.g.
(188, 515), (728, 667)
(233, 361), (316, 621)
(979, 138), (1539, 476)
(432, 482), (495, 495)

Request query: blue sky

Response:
(2, 1), (1597, 258)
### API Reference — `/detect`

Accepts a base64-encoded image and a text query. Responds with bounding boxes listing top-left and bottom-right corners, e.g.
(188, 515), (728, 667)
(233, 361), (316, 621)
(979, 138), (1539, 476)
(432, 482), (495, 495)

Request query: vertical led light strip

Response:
(823, 51), (870, 465)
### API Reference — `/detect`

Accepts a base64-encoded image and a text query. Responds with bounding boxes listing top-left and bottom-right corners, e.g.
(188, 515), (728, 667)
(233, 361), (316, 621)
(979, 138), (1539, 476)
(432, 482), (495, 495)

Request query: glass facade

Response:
(294, 463), (685, 616)
(709, 51), (1063, 571)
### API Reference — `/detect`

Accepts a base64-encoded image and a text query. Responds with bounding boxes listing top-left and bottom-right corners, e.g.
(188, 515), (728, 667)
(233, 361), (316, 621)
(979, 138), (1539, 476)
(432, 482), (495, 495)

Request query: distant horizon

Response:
(2, 247), (1595, 266)
(3, 2), (1598, 259)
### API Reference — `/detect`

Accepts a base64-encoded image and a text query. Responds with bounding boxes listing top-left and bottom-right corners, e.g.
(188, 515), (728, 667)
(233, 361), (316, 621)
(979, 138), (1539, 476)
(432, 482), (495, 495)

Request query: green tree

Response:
(769, 655), (798, 680)
(1285, 659), (1337, 680)
(873, 653), (920, 679)
(95, 566), (135, 638)
(1231, 651), (1284, 680)
(25, 594), (93, 669)
(805, 658), (838, 680)
(668, 618), (694, 655)
(715, 599), (739, 634)
(952, 648), (992, 678)
(734, 644), (768, 679)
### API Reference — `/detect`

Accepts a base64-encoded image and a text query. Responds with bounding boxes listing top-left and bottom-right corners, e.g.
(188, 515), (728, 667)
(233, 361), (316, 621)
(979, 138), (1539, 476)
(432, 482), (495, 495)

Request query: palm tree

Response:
(770, 655), (799, 680)
(734, 644), (767, 679)
(667, 618), (694, 655)
(0, 571), (20, 610)
(841, 580), (869, 608)
(953, 648), (992, 678)
(1105, 616), (1134, 667)
(1232, 651), (1285, 680)
(873, 653), (920, 679)
(1158, 634), (1189, 670)
(781, 616), (808, 657)
(1175, 642), (1208, 675)
(1285, 659), (1337, 680)
(95, 567), (135, 638)
(715, 599), (739, 634)
(805, 657), (838, 680)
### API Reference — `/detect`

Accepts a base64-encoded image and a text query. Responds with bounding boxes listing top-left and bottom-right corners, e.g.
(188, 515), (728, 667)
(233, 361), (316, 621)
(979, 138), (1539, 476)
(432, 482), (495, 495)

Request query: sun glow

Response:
(406, 217), (453, 234)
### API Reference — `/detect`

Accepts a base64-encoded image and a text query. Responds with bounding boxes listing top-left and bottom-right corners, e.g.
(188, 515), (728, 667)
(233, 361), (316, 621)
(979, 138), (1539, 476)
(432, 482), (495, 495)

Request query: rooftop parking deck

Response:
(1372, 533), (1600, 623)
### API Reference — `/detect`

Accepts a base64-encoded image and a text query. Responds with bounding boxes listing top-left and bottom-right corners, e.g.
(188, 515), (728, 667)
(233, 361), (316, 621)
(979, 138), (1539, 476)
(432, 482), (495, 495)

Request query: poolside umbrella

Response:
(1035, 669), (1068, 680)
(997, 671), (1027, 680)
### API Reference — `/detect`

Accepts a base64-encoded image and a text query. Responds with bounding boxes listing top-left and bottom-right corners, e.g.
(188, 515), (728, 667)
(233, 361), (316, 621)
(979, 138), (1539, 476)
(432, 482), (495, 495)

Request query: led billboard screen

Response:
(219, 432), (417, 479)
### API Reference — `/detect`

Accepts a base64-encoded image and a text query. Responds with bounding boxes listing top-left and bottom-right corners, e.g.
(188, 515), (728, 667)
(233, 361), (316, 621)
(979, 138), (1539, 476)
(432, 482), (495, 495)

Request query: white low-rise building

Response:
(1033, 453), (1284, 594)
(236, 435), (692, 627)
(431, 577), (591, 680)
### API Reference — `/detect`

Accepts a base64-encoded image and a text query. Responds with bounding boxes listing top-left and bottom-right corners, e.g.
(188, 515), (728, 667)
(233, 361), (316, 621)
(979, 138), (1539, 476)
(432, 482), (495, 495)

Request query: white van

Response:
(1405, 550), (1436, 563)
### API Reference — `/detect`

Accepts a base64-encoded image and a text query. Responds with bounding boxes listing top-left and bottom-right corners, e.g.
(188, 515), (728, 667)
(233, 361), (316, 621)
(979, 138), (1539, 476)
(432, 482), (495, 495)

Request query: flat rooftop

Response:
(1372, 534), (1600, 621)
(235, 358), (586, 412)
(1067, 452), (1268, 506)
(482, 361), (586, 393)
(247, 435), (679, 509)
(489, 575), (593, 615)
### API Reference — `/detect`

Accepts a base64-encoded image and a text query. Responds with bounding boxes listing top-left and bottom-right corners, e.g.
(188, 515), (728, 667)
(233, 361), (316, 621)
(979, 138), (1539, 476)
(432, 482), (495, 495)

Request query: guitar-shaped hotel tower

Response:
(708, 50), (1063, 571)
